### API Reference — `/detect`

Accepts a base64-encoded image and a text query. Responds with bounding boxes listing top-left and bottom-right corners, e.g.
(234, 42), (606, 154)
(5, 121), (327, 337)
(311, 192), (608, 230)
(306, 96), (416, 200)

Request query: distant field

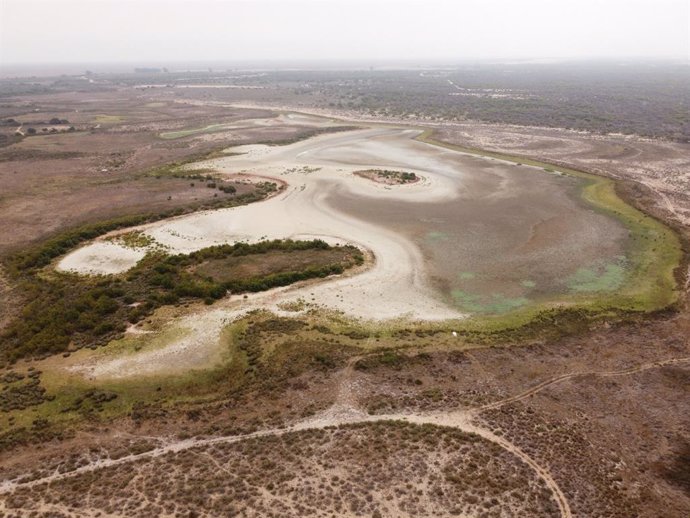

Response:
(93, 114), (125, 123)
(160, 122), (236, 139)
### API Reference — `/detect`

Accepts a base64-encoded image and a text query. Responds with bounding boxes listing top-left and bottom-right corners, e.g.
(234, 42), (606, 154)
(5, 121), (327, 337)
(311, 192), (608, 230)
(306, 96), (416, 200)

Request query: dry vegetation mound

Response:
(354, 169), (420, 185)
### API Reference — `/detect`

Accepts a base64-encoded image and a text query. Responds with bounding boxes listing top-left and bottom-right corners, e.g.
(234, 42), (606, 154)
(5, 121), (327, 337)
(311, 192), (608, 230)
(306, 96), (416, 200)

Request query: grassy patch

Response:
(354, 350), (431, 371)
(0, 312), (358, 450)
(93, 114), (125, 124)
(194, 246), (359, 283)
(106, 230), (157, 250)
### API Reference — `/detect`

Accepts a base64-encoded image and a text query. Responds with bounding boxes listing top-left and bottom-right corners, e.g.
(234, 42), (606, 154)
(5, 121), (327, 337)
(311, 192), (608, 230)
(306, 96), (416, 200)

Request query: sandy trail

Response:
(477, 355), (690, 412)
(7, 355), (688, 515)
(158, 111), (343, 138)
(0, 395), (572, 518)
(0, 416), (572, 518)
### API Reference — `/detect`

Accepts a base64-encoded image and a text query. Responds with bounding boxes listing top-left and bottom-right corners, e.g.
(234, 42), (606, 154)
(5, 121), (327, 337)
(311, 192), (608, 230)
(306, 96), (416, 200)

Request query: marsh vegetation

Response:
(0, 239), (362, 364)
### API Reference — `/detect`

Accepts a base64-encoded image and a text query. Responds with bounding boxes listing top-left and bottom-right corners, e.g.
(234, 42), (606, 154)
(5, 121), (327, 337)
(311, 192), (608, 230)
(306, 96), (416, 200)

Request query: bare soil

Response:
(0, 91), (339, 255)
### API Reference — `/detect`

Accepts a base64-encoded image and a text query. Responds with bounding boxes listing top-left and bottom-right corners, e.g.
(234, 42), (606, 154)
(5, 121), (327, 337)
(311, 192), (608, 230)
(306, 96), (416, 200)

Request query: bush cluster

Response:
(0, 239), (362, 364)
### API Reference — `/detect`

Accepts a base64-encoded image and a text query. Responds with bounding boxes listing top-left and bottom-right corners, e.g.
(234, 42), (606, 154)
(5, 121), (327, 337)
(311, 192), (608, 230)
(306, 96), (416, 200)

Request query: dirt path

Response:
(400, 411), (571, 518)
(0, 408), (571, 517)
(5, 354), (690, 514)
(4, 350), (689, 518)
(478, 355), (690, 412)
(7, 355), (687, 515)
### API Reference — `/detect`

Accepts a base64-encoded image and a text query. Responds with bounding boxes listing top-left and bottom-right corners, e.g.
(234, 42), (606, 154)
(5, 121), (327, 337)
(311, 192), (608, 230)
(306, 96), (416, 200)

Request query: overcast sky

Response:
(1, 0), (688, 65)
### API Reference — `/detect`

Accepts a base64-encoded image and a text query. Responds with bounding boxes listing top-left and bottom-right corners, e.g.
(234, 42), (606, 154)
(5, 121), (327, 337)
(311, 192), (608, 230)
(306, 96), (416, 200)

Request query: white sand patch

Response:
(58, 241), (146, 275)
(72, 308), (233, 378)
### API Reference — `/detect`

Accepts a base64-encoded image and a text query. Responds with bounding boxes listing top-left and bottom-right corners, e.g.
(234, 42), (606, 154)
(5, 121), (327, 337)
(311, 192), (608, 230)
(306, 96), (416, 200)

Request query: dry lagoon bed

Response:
(56, 119), (632, 379)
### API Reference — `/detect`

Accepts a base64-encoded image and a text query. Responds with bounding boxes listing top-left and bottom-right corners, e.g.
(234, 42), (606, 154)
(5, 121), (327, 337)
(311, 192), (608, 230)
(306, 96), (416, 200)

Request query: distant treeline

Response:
(260, 65), (689, 141)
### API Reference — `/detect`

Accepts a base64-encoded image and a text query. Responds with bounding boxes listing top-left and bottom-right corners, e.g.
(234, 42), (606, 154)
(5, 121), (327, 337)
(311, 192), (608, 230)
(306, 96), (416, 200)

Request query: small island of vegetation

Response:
(354, 169), (420, 185)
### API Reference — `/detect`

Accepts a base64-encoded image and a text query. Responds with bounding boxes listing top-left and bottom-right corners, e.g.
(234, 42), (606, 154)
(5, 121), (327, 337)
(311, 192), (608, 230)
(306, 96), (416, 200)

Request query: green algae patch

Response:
(567, 262), (626, 293)
(426, 231), (449, 241)
(452, 290), (529, 314)
(451, 290), (484, 312)
(577, 176), (681, 311)
(487, 294), (530, 313)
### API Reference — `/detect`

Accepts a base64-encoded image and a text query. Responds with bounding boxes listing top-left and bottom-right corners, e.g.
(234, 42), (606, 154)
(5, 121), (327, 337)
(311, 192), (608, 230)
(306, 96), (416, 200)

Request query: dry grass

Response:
(193, 246), (359, 282)
(2, 422), (559, 518)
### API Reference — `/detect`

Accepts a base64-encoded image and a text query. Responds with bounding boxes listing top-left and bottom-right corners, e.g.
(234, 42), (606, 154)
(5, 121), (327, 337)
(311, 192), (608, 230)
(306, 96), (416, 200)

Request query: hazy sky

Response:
(1, 0), (688, 65)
